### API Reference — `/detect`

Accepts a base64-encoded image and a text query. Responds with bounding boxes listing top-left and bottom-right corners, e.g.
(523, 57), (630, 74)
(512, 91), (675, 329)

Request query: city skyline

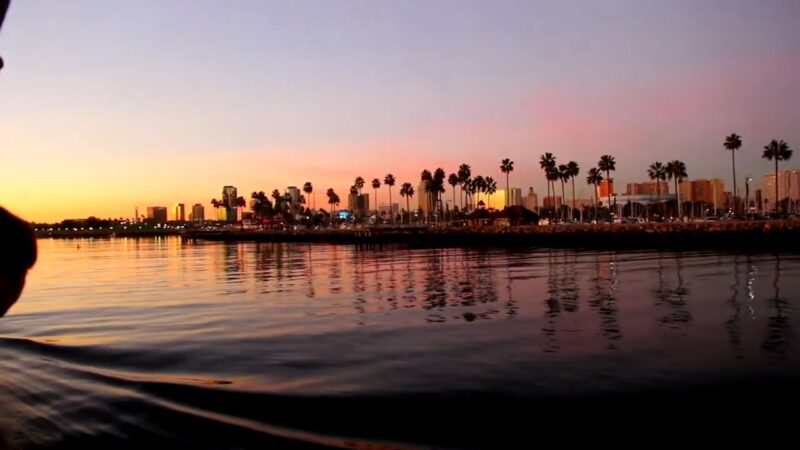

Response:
(2, 0), (799, 222)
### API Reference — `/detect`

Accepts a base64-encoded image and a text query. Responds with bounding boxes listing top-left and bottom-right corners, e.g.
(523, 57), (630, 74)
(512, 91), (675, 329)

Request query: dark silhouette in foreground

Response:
(0, 0), (8, 71)
(0, 207), (37, 316)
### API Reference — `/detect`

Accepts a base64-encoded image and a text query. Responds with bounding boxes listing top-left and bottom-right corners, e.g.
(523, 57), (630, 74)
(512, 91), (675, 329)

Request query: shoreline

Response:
(36, 220), (800, 252)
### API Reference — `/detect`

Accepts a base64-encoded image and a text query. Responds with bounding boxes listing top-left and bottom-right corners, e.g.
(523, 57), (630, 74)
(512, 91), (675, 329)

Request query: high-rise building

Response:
(173, 203), (185, 222)
(597, 178), (614, 201)
(146, 206), (168, 224)
(417, 182), (436, 216)
(762, 170), (800, 211)
(221, 186), (238, 222)
(347, 192), (358, 212)
(522, 187), (538, 211)
(191, 203), (204, 223)
(542, 196), (563, 208)
(509, 188), (522, 207)
(222, 186), (237, 207)
(286, 186), (301, 205)
(348, 193), (369, 214)
(626, 181), (670, 196)
(573, 198), (595, 209)
(216, 206), (228, 221)
(678, 179), (725, 209)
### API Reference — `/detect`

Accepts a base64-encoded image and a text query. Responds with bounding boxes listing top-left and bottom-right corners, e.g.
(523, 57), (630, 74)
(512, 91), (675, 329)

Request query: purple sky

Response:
(1, 0), (798, 221)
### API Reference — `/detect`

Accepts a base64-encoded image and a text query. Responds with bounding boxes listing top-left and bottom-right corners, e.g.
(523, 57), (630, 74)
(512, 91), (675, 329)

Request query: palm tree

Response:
(384, 174), (396, 223)
(472, 176), (486, 206)
(500, 158), (514, 207)
(558, 164), (569, 220)
(666, 160), (688, 217)
(567, 161), (579, 220)
(234, 196), (246, 228)
(272, 189), (288, 217)
(647, 161), (667, 217)
(586, 168), (603, 221)
(326, 188), (339, 215)
(458, 163), (472, 211)
(430, 168), (446, 223)
(282, 193), (293, 216)
(485, 176), (497, 208)
(250, 191), (273, 226)
(539, 153), (557, 212)
(354, 176), (365, 195)
(467, 178), (477, 211)
(762, 140), (793, 213)
(598, 155), (616, 210)
(400, 182), (415, 224)
(724, 133), (742, 214)
(448, 173), (459, 219)
(421, 170), (433, 222)
(371, 178), (381, 216)
(546, 166), (560, 214)
(303, 182), (313, 209)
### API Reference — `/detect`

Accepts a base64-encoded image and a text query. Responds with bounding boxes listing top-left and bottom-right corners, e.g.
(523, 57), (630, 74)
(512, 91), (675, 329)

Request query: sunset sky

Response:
(1, 0), (799, 222)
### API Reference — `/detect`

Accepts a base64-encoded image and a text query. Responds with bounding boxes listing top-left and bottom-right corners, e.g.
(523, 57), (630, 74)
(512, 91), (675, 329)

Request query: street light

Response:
(745, 176), (753, 218)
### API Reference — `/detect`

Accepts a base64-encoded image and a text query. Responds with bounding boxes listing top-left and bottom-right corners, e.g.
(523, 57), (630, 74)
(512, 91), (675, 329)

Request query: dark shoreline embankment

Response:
(36, 229), (181, 239)
(178, 221), (800, 252)
(36, 221), (800, 252)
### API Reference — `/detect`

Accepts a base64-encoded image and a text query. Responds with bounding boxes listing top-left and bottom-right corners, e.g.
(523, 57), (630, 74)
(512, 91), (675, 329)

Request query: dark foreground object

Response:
(26, 374), (800, 449)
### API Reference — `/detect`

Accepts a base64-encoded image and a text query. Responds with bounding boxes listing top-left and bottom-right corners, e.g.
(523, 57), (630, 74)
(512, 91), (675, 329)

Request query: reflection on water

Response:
(654, 252), (692, 330)
(764, 255), (794, 357)
(588, 252), (622, 350)
(727, 255), (743, 357)
(1, 238), (800, 448)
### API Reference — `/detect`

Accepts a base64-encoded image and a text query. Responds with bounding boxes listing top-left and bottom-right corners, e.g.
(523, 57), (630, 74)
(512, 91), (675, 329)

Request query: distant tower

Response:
(173, 203), (186, 222)
(134, 207), (139, 223)
(221, 185), (238, 222)
(146, 206), (168, 224)
(287, 186), (301, 213)
(222, 186), (237, 208)
(191, 203), (205, 223)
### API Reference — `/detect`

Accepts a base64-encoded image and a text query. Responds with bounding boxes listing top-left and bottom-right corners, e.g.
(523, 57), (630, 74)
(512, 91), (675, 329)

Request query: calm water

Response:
(1, 238), (800, 448)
